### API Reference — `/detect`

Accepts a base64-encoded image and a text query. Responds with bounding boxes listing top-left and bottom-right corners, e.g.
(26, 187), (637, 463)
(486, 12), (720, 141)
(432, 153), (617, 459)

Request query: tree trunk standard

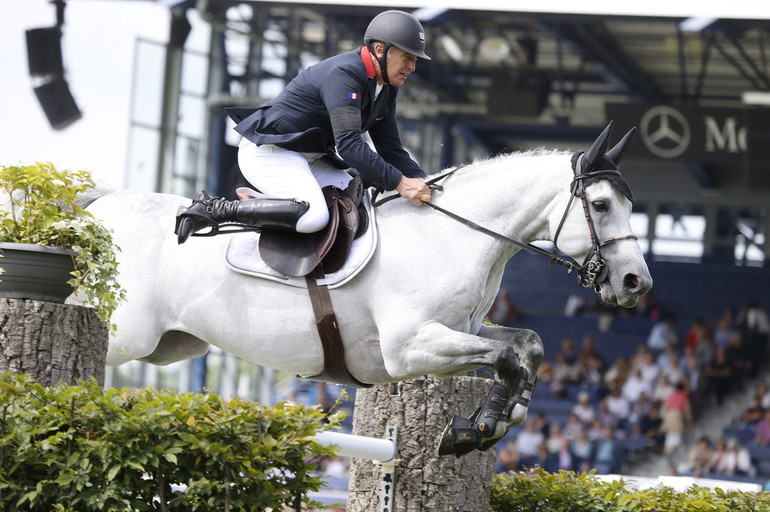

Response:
(0, 298), (108, 386)
(347, 376), (496, 512)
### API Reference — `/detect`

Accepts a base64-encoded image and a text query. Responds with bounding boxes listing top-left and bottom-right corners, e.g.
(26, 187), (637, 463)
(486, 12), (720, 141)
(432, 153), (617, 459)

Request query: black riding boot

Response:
(175, 191), (309, 244)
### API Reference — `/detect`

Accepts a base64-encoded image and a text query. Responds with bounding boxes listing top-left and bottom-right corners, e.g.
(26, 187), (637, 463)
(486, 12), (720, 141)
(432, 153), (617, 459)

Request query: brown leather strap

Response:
(304, 264), (372, 388)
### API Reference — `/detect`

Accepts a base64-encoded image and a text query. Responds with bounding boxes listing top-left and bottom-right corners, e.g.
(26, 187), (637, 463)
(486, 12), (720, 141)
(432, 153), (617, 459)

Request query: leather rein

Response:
(374, 154), (637, 293)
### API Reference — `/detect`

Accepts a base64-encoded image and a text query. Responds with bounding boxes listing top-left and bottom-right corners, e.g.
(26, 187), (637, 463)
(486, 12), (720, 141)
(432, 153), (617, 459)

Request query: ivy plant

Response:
(0, 162), (125, 326)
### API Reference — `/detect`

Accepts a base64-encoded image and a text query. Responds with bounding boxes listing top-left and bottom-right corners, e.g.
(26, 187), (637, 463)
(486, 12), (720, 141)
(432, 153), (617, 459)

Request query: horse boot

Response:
(437, 381), (510, 458)
(175, 191), (309, 244)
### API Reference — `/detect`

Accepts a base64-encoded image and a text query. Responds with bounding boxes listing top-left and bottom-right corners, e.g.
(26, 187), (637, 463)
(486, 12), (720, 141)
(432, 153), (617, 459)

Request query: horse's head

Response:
(550, 122), (653, 307)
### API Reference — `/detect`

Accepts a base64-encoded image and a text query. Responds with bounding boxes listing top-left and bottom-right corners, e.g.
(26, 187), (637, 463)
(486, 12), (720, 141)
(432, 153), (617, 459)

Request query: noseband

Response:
(374, 155), (638, 294)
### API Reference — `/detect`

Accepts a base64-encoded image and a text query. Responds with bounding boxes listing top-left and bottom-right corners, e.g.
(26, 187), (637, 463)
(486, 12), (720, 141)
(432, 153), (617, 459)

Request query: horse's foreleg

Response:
(476, 323), (544, 428)
(379, 321), (542, 457)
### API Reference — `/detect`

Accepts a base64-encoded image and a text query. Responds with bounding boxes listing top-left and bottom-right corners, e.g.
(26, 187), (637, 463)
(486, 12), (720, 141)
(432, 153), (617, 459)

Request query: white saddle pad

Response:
(224, 193), (377, 289)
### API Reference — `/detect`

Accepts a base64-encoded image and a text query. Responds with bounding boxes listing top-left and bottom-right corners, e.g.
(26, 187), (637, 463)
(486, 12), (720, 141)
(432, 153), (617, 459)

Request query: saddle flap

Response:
(258, 186), (341, 278)
(322, 196), (359, 275)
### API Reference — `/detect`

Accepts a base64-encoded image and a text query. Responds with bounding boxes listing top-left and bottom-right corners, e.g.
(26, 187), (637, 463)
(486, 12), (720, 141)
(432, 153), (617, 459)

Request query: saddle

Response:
(236, 182), (371, 388)
(236, 184), (365, 278)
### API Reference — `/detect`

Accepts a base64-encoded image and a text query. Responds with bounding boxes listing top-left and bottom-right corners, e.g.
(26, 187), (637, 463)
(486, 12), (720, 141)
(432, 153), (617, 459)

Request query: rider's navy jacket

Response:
(225, 47), (426, 191)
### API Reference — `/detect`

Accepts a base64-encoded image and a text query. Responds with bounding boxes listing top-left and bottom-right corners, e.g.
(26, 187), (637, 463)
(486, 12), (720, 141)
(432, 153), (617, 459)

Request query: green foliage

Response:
(0, 162), (125, 326)
(0, 372), (340, 511)
(490, 468), (770, 512)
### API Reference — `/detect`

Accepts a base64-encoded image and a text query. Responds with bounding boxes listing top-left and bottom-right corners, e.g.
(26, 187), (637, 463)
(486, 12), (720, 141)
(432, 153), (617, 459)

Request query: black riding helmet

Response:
(364, 10), (430, 84)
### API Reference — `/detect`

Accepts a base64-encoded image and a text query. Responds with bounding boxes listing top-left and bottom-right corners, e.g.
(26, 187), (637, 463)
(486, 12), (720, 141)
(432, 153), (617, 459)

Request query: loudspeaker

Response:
(26, 27), (64, 77)
(744, 107), (770, 189)
(33, 78), (82, 130)
(487, 69), (552, 118)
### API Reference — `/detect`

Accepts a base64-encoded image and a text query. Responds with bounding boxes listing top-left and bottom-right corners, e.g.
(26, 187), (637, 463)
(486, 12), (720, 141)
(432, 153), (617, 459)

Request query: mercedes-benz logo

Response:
(639, 106), (691, 158)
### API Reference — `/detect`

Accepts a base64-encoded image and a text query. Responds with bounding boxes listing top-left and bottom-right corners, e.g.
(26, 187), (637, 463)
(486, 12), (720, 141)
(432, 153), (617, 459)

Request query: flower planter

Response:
(0, 242), (75, 303)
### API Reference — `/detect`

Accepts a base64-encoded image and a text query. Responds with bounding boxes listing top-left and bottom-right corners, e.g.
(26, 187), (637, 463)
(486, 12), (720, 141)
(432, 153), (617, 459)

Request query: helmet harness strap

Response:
(368, 42), (391, 85)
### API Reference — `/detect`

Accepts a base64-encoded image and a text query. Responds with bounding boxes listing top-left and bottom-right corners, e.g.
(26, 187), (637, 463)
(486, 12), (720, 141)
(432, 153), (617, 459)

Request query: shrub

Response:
(0, 373), (339, 511)
(490, 468), (770, 512)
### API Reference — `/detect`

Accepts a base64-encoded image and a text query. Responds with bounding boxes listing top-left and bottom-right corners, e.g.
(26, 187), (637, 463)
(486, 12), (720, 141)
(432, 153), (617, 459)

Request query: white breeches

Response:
(237, 138), (352, 233)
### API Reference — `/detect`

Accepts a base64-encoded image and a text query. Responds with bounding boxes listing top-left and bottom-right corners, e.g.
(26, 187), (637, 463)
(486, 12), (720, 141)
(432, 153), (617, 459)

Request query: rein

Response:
(374, 157), (637, 293)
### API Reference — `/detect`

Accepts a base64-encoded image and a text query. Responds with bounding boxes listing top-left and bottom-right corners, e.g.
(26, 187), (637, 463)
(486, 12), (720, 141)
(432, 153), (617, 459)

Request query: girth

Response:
(304, 263), (372, 388)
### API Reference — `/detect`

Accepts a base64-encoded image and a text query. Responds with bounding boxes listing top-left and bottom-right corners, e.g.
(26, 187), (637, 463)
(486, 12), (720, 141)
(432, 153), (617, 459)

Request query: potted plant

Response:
(0, 162), (125, 326)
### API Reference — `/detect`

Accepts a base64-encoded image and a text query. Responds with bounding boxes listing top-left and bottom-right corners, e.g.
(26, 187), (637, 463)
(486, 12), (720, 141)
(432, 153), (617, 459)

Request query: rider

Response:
(175, 9), (433, 243)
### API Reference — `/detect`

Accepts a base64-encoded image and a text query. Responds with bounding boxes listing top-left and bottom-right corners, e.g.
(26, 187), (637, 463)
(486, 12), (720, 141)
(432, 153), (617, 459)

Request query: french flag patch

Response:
(347, 92), (361, 100)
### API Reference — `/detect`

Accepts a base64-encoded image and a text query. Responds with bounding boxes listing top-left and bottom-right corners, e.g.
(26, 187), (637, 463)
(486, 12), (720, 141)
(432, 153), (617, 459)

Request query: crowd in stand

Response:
(494, 294), (770, 480)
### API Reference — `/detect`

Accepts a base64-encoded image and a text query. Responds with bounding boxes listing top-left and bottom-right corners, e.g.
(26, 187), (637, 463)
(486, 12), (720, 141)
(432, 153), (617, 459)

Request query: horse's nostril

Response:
(624, 274), (639, 289)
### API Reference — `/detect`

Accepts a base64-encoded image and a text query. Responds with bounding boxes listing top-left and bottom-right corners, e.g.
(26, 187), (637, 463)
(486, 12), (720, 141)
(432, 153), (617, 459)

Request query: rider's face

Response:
(374, 44), (417, 87)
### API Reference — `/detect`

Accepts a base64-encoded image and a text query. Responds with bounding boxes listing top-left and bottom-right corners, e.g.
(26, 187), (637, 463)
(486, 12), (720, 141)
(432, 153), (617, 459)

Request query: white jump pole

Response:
(313, 426), (399, 512)
(313, 430), (396, 463)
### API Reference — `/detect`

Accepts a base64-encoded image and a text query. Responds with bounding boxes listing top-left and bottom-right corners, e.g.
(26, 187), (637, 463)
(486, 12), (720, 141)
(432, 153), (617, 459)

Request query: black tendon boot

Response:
(438, 381), (510, 457)
(175, 191), (309, 244)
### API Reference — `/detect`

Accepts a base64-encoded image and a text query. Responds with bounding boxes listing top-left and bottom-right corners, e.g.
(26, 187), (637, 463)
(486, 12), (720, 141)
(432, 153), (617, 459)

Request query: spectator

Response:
(681, 351), (704, 405)
(622, 368), (653, 403)
(647, 315), (678, 352)
(532, 442), (552, 471)
(709, 439), (730, 475)
(538, 360), (565, 398)
(587, 417), (607, 441)
(495, 439), (520, 473)
(577, 334), (605, 369)
(684, 317), (710, 351)
(605, 388), (631, 428)
(639, 402), (664, 450)
(550, 437), (575, 472)
(758, 381), (770, 409)
(653, 374), (676, 404)
(713, 316), (736, 348)
(756, 409), (770, 446)
(552, 351), (580, 389)
(516, 419), (545, 458)
(740, 395), (765, 426)
(593, 426), (624, 474)
(681, 435), (713, 478)
(596, 399), (620, 430)
(726, 331), (754, 381)
(627, 390), (652, 426)
(545, 423), (566, 454)
(658, 350), (685, 385)
(575, 355), (604, 389)
(562, 413), (584, 441)
(571, 429), (594, 472)
(634, 349), (661, 387)
(604, 356), (631, 389)
(572, 391), (596, 425)
(560, 338), (578, 364)
(660, 382), (692, 462)
(704, 346), (733, 405)
(726, 438), (756, 477)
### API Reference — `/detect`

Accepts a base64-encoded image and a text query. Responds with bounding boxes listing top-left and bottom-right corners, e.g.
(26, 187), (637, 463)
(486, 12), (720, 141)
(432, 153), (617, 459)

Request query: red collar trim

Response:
(360, 46), (376, 79)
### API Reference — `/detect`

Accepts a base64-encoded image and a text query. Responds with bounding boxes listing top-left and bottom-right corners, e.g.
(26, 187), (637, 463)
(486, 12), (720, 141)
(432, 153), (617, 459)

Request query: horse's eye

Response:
(592, 200), (608, 212)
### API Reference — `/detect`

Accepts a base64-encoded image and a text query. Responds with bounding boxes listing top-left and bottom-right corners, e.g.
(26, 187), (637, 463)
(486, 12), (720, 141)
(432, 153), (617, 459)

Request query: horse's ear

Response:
(606, 127), (637, 166)
(584, 121), (614, 169)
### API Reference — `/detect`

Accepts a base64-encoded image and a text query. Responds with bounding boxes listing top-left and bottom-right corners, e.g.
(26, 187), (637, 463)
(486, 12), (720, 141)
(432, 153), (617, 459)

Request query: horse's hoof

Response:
(437, 415), (480, 458)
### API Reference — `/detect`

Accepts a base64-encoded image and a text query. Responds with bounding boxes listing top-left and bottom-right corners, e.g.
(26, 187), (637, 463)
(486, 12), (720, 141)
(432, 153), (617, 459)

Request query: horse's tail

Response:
(77, 186), (115, 209)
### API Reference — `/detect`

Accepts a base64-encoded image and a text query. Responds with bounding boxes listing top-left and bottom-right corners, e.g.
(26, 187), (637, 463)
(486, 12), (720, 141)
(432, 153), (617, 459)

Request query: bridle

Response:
(373, 153), (638, 294)
(551, 153), (638, 291)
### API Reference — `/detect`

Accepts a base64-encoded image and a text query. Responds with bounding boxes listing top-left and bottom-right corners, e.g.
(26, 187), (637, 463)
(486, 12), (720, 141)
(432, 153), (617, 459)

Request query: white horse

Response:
(85, 123), (652, 456)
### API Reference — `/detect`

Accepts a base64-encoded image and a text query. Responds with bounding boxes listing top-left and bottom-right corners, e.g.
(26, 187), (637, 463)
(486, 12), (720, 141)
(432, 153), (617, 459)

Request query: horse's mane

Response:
(436, 148), (571, 177)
